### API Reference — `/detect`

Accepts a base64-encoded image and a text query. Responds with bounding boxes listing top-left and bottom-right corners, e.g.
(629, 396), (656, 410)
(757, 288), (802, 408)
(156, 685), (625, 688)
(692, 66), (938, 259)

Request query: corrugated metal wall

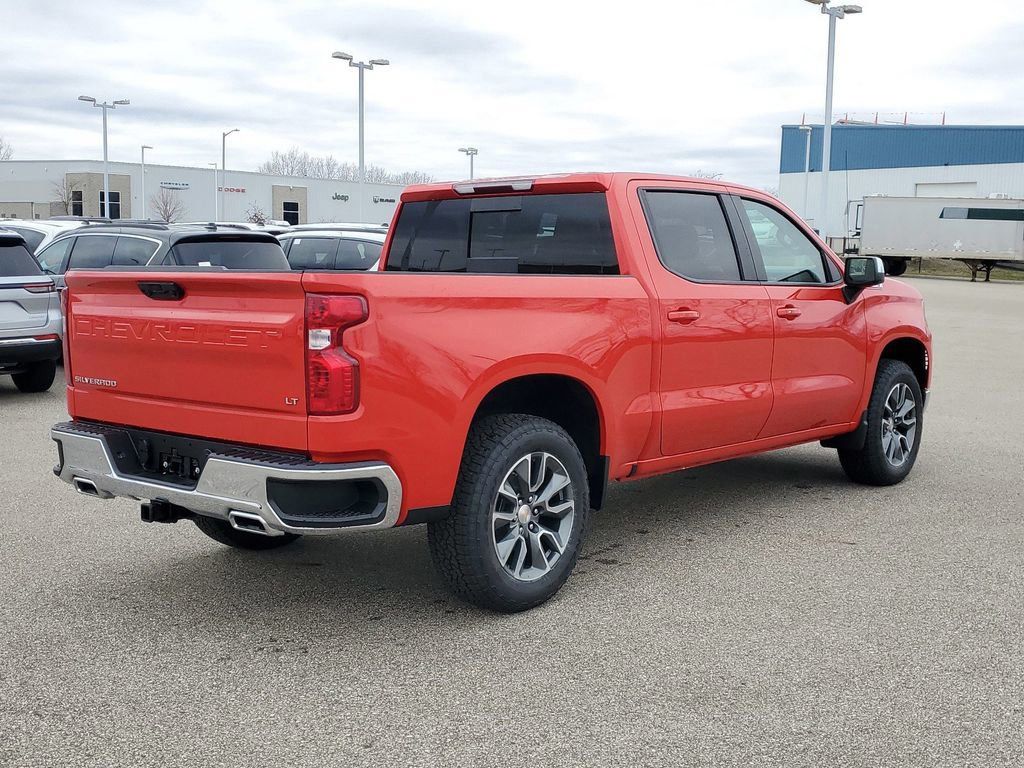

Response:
(780, 125), (1024, 174)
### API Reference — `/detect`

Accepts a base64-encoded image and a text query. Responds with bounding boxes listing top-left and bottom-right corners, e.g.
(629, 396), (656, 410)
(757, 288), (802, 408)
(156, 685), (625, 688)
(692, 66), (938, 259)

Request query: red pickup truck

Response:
(52, 173), (931, 612)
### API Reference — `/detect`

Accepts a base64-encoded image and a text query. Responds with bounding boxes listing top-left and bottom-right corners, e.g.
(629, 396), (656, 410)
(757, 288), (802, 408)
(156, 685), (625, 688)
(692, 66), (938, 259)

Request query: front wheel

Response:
(428, 414), (590, 613)
(838, 359), (923, 486)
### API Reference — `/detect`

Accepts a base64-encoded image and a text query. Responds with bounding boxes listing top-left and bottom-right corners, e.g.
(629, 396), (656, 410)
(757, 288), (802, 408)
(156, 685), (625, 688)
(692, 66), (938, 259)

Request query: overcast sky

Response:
(2, 0), (1022, 189)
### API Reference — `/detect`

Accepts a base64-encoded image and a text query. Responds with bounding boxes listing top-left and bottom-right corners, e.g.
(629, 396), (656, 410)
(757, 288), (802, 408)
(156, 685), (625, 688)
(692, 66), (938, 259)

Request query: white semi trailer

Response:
(858, 196), (1024, 282)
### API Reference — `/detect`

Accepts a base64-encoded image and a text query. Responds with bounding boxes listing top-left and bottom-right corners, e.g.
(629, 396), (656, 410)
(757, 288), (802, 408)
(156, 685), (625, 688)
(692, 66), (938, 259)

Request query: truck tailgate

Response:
(65, 270), (309, 451)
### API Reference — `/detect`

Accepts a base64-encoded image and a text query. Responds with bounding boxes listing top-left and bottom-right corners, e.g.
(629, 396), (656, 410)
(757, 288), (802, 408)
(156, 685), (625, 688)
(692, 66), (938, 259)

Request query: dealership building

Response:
(0, 159), (405, 224)
(778, 124), (1024, 237)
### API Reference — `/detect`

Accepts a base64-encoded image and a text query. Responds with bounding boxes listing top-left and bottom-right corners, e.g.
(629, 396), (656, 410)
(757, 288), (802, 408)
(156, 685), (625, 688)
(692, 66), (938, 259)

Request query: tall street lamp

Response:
(221, 128), (239, 221)
(140, 144), (153, 220)
(458, 147), (479, 180)
(798, 125), (813, 220)
(78, 95), (130, 219)
(332, 51), (389, 222)
(208, 163), (218, 221)
(805, 0), (862, 236)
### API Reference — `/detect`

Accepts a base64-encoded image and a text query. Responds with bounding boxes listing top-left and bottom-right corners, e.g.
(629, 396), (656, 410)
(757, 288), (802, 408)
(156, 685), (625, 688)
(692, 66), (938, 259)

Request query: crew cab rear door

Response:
(65, 270), (309, 450)
(630, 182), (774, 455)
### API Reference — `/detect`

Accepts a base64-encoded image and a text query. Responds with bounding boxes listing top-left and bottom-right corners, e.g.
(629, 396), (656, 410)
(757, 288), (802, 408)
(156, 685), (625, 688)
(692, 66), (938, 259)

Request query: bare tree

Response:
(690, 170), (723, 180)
(0, 136), (13, 161)
(150, 188), (185, 223)
(245, 202), (268, 225)
(50, 177), (81, 215)
(258, 147), (432, 184)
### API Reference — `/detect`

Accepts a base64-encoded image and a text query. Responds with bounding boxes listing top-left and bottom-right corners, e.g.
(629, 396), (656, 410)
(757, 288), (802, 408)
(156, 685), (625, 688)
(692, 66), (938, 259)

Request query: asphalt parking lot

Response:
(1, 277), (1021, 767)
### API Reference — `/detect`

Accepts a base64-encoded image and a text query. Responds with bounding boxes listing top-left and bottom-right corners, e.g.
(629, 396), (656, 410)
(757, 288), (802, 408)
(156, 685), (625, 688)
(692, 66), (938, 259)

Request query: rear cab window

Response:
(385, 192), (618, 274)
(169, 236), (289, 269)
(641, 191), (743, 282)
(0, 239), (45, 277)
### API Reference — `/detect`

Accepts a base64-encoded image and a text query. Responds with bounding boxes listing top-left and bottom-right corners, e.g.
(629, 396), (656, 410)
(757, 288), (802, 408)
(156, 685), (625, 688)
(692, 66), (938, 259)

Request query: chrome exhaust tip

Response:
(227, 510), (278, 536)
(73, 477), (100, 496)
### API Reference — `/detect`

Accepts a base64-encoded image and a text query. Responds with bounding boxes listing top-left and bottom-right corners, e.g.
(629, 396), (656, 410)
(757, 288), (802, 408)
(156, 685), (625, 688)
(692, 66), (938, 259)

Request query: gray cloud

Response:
(1, 0), (1020, 192)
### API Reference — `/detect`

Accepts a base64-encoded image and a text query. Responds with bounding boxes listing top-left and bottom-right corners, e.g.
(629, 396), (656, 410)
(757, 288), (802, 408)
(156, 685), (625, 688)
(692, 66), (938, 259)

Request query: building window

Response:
(99, 190), (121, 220)
(282, 201), (300, 225)
(71, 190), (83, 217)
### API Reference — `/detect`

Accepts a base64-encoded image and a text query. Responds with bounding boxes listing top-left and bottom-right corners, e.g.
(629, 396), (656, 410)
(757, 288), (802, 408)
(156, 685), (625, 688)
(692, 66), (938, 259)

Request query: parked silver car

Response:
(0, 230), (62, 392)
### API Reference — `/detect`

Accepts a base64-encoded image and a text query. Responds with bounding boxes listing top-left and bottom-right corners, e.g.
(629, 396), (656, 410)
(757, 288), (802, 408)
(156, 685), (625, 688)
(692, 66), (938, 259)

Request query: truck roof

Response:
(401, 172), (766, 202)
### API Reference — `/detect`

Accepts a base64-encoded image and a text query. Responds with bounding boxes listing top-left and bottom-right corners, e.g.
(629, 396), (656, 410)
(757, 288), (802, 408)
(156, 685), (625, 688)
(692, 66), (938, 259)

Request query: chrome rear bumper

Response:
(51, 422), (402, 536)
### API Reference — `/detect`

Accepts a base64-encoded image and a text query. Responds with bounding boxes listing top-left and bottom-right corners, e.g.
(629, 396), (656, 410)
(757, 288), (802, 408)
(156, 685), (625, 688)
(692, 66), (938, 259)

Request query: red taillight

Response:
(305, 294), (367, 415)
(23, 282), (55, 294)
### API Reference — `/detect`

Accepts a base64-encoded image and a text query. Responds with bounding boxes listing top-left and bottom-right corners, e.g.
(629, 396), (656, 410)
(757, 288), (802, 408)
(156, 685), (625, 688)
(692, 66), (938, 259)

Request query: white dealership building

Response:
(0, 159), (404, 225)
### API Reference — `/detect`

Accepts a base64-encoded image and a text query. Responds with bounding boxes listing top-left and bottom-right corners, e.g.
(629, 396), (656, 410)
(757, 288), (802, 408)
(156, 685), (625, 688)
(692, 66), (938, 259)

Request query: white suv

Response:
(0, 230), (62, 392)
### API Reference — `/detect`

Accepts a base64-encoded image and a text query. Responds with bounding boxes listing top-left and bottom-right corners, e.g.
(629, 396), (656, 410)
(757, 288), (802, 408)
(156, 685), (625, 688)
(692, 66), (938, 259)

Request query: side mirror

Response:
(843, 255), (884, 302)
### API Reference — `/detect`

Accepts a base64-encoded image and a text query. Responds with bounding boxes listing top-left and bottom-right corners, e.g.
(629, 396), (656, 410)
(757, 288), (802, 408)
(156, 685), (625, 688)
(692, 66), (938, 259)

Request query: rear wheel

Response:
(12, 360), (56, 393)
(838, 359), (923, 486)
(193, 515), (301, 551)
(428, 414), (589, 613)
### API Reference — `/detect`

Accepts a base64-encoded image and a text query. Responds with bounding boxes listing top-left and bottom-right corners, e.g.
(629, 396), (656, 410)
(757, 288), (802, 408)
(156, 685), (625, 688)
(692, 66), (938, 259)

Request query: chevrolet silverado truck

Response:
(51, 173), (932, 612)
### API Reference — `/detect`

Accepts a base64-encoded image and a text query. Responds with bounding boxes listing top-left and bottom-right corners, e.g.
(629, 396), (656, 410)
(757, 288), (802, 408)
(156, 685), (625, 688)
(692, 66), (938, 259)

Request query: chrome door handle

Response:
(667, 309), (701, 324)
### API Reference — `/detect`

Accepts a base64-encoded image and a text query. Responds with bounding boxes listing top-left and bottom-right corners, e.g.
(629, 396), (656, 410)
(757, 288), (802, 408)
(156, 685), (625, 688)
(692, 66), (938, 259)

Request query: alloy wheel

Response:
(491, 451), (575, 582)
(881, 382), (917, 467)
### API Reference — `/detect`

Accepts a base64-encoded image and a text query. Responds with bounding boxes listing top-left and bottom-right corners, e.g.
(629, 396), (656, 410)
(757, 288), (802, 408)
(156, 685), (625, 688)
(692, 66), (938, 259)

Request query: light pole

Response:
(208, 163), (218, 222)
(805, 0), (862, 236)
(221, 128), (239, 221)
(458, 147), (479, 179)
(78, 96), (130, 219)
(332, 51), (389, 222)
(798, 125), (813, 220)
(141, 144), (153, 220)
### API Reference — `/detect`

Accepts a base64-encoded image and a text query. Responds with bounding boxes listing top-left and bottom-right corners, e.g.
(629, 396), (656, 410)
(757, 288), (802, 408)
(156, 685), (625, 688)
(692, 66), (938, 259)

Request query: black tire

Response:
(428, 414), (590, 613)
(883, 258), (909, 277)
(193, 515), (301, 550)
(838, 359), (923, 486)
(12, 360), (56, 393)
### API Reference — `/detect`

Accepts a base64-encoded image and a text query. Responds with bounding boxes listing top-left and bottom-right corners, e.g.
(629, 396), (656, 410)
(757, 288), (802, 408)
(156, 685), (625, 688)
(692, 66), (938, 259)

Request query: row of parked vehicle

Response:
(0, 215), (388, 393)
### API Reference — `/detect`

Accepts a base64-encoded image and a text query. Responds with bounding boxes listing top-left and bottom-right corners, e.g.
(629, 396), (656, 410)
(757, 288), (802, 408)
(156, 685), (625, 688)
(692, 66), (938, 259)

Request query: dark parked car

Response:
(34, 223), (289, 290)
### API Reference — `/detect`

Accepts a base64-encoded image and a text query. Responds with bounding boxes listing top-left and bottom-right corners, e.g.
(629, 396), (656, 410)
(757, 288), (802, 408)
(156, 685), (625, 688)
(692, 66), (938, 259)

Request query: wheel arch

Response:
(469, 372), (610, 510)
(878, 336), (929, 395)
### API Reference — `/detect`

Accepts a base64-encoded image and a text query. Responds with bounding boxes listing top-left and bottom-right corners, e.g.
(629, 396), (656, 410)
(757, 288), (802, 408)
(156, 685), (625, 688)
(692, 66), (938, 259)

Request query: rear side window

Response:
(68, 235), (117, 269)
(112, 236), (159, 266)
(0, 241), (44, 276)
(642, 191), (742, 282)
(169, 238), (289, 269)
(336, 240), (382, 270)
(286, 238), (340, 269)
(386, 193), (618, 274)
(7, 227), (45, 252)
